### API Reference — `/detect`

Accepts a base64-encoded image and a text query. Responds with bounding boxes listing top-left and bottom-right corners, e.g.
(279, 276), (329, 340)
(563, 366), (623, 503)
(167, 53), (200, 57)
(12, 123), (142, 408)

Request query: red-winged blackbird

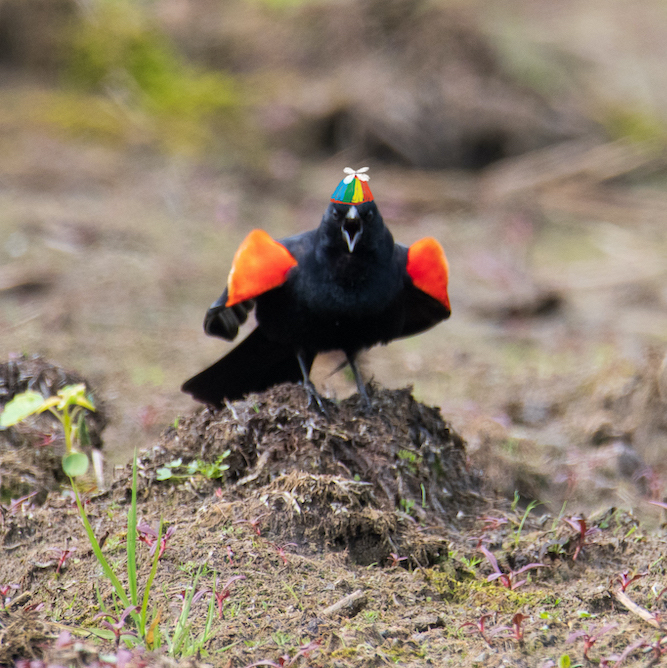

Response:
(182, 168), (450, 408)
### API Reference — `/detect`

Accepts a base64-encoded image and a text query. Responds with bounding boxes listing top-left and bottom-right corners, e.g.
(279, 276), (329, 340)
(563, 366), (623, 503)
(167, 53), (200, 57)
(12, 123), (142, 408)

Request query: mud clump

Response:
(143, 384), (482, 566)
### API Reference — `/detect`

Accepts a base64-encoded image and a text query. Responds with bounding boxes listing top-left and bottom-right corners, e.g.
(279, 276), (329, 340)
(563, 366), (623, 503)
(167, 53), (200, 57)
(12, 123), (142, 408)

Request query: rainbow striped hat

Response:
(331, 167), (374, 204)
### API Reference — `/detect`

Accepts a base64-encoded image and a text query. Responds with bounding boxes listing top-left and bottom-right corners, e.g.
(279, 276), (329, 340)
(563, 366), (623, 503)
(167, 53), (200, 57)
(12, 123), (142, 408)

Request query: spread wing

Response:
(203, 229), (298, 340)
(202, 228), (319, 340)
(397, 238), (451, 338)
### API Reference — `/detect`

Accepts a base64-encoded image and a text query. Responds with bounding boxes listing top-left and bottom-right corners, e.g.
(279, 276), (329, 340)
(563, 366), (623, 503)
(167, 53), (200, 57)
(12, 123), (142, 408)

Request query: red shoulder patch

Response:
(406, 237), (450, 310)
(226, 230), (298, 307)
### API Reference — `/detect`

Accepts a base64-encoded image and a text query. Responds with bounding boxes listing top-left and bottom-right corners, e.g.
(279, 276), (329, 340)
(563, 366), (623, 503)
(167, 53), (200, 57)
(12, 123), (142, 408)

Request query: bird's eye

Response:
(331, 207), (340, 219)
(364, 210), (374, 222)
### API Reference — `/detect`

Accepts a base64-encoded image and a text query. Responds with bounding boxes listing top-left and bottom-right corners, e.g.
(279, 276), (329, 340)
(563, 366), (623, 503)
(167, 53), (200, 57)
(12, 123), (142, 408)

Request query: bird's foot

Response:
(347, 355), (373, 414)
(357, 382), (373, 414)
(302, 380), (331, 419)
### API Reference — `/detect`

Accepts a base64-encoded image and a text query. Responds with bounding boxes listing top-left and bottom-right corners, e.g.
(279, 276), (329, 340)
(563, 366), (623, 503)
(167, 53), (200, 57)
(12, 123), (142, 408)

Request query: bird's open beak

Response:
(342, 206), (363, 252)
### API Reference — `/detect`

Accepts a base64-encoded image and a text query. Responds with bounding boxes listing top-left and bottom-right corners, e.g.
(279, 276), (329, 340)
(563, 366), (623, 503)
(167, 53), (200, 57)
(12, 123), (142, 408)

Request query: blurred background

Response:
(1, 0), (666, 513)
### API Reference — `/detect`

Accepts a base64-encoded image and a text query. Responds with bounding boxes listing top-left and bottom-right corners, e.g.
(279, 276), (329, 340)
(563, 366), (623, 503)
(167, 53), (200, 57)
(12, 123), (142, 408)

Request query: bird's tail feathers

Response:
(181, 329), (311, 407)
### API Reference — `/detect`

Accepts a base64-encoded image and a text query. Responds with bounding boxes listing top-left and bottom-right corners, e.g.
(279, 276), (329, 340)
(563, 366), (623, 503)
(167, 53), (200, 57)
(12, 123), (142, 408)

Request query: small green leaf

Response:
(558, 654), (571, 668)
(0, 390), (47, 427)
(63, 451), (90, 477)
(57, 383), (96, 412)
(156, 467), (173, 481)
(167, 458), (182, 468)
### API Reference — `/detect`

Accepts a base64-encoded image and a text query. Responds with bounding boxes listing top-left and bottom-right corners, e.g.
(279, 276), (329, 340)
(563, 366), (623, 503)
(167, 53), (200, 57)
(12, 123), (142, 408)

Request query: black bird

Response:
(182, 168), (450, 408)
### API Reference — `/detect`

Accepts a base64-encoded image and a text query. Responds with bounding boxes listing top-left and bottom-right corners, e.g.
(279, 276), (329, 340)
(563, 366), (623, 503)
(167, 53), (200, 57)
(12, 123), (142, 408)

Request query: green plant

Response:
(156, 453), (230, 482)
(78, 453), (163, 644)
(0, 384), (95, 477)
(460, 555), (482, 571)
(0, 390), (178, 647)
(399, 498), (416, 515)
(513, 499), (541, 548)
(551, 500), (568, 532)
(282, 583), (300, 607)
(546, 542), (567, 558)
(271, 630), (292, 649)
(164, 567), (218, 657)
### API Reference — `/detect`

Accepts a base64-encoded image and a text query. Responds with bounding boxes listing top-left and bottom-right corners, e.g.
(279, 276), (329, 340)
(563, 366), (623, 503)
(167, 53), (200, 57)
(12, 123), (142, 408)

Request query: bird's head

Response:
(323, 201), (382, 253)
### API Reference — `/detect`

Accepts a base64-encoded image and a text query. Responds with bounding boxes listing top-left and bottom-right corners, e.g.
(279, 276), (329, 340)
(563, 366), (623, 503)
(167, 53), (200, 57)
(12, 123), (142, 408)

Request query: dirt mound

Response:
(0, 354), (107, 501)
(0, 384), (483, 664)
(132, 384), (482, 565)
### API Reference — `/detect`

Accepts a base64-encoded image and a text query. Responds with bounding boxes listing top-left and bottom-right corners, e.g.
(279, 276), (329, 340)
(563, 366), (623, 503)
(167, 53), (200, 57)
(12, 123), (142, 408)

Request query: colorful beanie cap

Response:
(331, 167), (374, 204)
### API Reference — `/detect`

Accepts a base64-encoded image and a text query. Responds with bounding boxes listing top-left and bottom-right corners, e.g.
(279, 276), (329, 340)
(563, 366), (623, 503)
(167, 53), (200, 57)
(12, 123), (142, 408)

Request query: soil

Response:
(1, 372), (667, 668)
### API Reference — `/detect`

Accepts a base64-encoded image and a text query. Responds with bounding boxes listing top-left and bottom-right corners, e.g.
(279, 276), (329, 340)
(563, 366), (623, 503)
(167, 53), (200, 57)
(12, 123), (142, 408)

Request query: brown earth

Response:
(1, 377), (667, 668)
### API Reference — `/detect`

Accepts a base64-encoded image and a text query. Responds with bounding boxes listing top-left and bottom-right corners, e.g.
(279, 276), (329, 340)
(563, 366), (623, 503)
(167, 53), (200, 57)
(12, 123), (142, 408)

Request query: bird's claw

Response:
(357, 383), (373, 414)
(302, 381), (331, 419)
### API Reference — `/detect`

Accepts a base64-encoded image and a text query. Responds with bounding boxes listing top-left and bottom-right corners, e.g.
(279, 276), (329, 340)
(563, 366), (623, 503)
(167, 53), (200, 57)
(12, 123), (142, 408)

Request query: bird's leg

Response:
(347, 353), (372, 409)
(297, 351), (329, 417)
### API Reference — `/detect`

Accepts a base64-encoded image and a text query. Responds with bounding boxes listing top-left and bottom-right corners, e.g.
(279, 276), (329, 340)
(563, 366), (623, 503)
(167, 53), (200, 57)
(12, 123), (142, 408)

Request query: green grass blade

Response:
(71, 480), (140, 629)
(127, 451), (139, 607)
(195, 578), (217, 653)
(72, 481), (131, 608)
(94, 582), (107, 613)
(88, 628), (117, 641)
(170, 566), (202, 656)
(514, 499), (541, 547)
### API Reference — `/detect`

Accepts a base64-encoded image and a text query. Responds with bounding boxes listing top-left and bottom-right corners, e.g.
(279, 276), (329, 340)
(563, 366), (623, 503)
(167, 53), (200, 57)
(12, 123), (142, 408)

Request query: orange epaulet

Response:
(225, 229), (298, 307)
(406, 237), (450, 310)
